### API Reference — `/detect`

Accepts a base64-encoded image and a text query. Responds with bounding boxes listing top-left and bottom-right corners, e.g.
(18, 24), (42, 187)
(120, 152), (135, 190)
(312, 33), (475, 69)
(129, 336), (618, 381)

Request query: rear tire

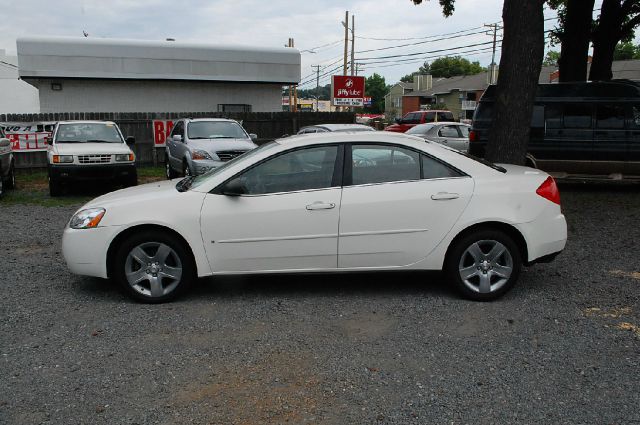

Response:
(445, 229), (522, 301)
(113, 230), (195, 303)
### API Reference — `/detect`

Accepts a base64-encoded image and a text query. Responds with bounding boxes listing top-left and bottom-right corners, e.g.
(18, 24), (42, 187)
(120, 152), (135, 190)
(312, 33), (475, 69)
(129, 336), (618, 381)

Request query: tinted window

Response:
(352, 145), (420, 185)
(424, 112), (436, 123)
(632, 105), (640, 129)
(421, 155), (463, 179)
(474, 103), (493, 121)
(531, 105), (545, 128)
(596, 105), (625, 129)
(237, 145), (338, 195)
(437, 111), (454, 121)
(170, 121), (184, 137)
(403, 113), (421, 124)
(563, 104), (592, 128)
(545, 105), (563, 129)
(438, 126), (460, 138)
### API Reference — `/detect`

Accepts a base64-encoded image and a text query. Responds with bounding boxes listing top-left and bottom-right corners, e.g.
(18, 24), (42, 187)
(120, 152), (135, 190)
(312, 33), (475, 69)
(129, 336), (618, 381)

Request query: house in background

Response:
(384, 81), (414, 119)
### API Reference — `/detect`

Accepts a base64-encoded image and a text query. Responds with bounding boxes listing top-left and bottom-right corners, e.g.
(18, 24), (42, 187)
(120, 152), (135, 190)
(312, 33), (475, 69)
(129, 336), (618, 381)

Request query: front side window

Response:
(351, 145), (420, 185)
(235, 145), (338, 195)
(188, 121), (247, 139)
(56, 123), (123, 143)
(170, 121), (184, 138)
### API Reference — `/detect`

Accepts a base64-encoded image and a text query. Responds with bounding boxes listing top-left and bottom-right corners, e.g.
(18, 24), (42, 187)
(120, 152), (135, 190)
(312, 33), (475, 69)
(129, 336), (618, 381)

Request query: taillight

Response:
(469, 130), (478, 142)
(536, 176), (560, 205)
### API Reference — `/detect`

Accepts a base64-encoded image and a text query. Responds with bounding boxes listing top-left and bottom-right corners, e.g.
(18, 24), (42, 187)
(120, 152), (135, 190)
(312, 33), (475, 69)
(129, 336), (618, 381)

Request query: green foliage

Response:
(543, 50), (561, 66)
(613, 41), (640, 60)
(289, 84), (331, 101)
(429, 56), (485, 78)
(365, 73), (389, 113)
(411, 0), (456, 16)
(400, 62), (430, 83)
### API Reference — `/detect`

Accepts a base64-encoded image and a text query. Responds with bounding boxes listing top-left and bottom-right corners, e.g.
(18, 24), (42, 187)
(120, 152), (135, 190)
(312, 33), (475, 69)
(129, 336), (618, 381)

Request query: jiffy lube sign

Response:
(331, 75), (366, 107)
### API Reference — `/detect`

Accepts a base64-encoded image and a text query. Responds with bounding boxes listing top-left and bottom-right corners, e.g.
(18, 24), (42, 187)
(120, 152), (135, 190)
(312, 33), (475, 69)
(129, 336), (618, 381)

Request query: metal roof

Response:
(17, 36), (300, 84)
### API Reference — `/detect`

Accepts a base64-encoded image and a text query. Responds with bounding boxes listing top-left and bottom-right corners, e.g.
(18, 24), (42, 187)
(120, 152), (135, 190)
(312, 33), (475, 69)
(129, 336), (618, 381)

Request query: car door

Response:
(432, 125), (467, 151)
(201, 144), (343, 272)
(338, 143), (474, 269)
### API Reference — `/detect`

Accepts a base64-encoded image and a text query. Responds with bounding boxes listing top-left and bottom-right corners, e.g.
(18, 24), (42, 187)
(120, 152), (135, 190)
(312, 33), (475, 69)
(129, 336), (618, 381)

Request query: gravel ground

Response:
(1, 185), (639, 424)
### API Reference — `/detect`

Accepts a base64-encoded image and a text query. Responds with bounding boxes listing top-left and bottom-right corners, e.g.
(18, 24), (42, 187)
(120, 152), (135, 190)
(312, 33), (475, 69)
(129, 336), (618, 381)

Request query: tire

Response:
(49, 177), (63, 197)
(113, 230), (195, 303)
(123, 171), (138, 188)
(182, 161), (192, 177)
(166, 155), (178, 179)
(445, 229), (522, 301)
(5, 161), (15, 190)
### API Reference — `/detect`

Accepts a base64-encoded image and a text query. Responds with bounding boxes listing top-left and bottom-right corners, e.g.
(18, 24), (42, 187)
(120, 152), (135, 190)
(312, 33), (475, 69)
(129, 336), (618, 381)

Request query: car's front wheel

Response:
(113, 230), (195, 303)
(445, 229), (522, 301)
(49, 177), (63, 197)
(166, 155), (178, 179)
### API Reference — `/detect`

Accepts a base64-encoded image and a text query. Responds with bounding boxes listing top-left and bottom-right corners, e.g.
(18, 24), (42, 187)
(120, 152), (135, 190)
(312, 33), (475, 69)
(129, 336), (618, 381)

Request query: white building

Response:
(0, 50), (39, 113)
(17, 36), (300, 113)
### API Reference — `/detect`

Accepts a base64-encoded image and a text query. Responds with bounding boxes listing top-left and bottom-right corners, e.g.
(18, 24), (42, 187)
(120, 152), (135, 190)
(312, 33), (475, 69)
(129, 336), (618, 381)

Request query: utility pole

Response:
(484, 23), (501, 84)
(342, 11), (349, 76)
(312, 65), (321, 112)
(286, 38), (298, 112)
(350, 15), (355, 76)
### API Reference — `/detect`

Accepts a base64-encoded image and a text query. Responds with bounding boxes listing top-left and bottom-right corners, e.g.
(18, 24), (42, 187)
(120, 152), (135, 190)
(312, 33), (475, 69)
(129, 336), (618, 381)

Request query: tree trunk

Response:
(590, 0), (623, 81)
(486, 0), (545, 165)
(558, 0), (596, 82)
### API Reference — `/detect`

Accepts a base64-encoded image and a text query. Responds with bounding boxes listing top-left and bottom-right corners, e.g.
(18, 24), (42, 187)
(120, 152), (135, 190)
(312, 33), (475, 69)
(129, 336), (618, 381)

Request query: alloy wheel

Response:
(124, 242), (183, 298)
(458, 239), (513, 294)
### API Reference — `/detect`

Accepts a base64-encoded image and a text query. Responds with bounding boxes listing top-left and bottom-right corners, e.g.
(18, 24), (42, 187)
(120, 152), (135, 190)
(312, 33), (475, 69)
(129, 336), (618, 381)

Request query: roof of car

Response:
(279, 129), (425, 147)
(311, 123), (375, 132)
(185, 118), (238, 123)
(57, 120), (117, 125)
(412, 121), (469, 127)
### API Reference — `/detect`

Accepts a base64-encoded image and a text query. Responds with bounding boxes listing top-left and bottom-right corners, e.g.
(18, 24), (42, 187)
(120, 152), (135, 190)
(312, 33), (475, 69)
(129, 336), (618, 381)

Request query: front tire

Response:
(166, 155), (178, 179)
(182, 161), (192, 177)
(113, 230), (195, 303)
(445, 229), (522, 301)
(49, 177), (63, 197)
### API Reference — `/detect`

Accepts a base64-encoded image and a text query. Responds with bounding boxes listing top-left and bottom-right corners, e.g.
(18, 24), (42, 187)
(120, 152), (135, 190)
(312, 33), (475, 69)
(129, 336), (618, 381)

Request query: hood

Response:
(53, 142), (132, 155)
(83, 179), (181, 209)
(188, 138), (257, 154)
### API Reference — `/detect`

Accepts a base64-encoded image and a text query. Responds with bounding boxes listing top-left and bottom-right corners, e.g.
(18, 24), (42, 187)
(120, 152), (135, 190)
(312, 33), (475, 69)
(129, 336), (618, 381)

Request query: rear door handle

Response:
(431, 192), (459, 200)
(306, 202), (336, 210)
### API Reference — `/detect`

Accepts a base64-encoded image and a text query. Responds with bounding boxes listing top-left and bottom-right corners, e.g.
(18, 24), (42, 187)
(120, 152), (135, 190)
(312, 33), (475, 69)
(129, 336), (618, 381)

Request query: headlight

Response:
(69, 208), (106, 229)
(191, 149), (213, 160)
(115, 153), (135, 162)
(53, 155), (74, 163)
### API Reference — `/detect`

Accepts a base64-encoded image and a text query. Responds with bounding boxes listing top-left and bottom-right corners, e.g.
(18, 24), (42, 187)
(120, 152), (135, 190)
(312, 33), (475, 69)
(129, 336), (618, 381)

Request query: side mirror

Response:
(221, 178), (246, 196)
(125, 136), (135, 145)
(0, 138), (10, 148)
(249, 133), (258, 141)
(172, 134), (183, 142)
(46, 136), (53, 145)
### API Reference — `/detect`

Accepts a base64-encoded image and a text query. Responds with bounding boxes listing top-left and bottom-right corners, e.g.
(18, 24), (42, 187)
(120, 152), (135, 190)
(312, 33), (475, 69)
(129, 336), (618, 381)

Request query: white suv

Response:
(47, 121), (137, 196)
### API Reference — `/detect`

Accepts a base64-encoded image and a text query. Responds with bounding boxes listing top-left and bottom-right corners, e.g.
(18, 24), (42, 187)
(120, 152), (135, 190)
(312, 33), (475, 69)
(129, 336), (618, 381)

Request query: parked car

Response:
(62, 131), (567, 303)
(470, 80), (640, 181)
(384, 110), (455, 133)
(297, 123), (375, 134)
(406, 122), (471, 152)
(0, 127), (16, 198)
(165, 118), (258, 178)
(47, 121), (137, 197)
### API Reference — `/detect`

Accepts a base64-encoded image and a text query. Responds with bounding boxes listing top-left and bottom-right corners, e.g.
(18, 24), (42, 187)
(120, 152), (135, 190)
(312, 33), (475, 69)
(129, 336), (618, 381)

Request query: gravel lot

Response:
(1, 184), (639, 424)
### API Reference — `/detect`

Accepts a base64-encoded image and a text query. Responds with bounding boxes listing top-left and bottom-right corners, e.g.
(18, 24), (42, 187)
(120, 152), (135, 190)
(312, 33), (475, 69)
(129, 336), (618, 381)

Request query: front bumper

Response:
(62, 225), (123, 278)
(49, 163), (136, 182)
(192, 160), (226, 175)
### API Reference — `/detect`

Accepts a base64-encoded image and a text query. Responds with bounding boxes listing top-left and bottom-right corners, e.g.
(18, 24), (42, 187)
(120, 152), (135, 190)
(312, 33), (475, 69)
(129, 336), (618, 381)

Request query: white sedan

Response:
(62, 132), (567, 303)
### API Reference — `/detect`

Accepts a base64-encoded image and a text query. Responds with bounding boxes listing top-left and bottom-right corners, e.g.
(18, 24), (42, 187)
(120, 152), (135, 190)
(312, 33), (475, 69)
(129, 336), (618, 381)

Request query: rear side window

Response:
(458, 126), (470, 137)
(438, 126), (460, 138)
(437, 111), (454, 121)
(596, 104), (625, 129)
(563, 104), (592, 128)
(352, 145), (420, 184)
(424, 112), (436, 123)
(545, 105), (563, 129)
(474, 103), (493, 121)
(421, 155), (464, 179)
(403, 113), (421, 124)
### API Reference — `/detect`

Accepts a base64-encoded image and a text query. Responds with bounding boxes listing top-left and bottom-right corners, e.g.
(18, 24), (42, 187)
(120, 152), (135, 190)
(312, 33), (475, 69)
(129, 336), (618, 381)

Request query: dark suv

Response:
(470, 81), (640, 181)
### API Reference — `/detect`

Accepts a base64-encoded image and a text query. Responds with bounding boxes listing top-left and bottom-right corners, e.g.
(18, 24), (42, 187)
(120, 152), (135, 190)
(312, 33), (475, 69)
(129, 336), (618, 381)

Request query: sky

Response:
(0, 0), (609, 89)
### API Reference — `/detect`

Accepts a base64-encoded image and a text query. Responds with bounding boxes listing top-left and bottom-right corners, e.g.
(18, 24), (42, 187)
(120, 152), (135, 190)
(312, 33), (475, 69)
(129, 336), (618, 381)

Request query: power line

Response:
(357, 40), (495, 62)
(356, 28), (489, 54)
(356, 25), (486, 41)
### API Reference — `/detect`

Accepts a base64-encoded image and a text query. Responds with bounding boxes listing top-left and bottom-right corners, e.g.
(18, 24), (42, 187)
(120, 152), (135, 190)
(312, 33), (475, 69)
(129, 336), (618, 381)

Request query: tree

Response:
(364, 73), (389, 114)
(543, 50), (561, 66)
(400, 62), (430, 82)
(413, 0), (546, 164)
(548, 0), (595, 82)
(429, 56), (484, 77)
(613, 41), (640, 59)
(590, 0), (640, 80)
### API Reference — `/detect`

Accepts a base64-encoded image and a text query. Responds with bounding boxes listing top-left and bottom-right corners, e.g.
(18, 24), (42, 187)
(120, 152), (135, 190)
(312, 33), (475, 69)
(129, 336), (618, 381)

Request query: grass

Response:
(1, 166), (167, 207)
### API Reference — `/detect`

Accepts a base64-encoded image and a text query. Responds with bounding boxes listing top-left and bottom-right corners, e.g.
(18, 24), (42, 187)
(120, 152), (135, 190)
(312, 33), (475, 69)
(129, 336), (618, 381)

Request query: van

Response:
(469, 81), (640, 180)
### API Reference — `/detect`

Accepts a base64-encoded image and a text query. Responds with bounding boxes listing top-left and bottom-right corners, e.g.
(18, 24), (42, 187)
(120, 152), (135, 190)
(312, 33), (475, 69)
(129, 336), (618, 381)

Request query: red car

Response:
(385, 110), (455, 133)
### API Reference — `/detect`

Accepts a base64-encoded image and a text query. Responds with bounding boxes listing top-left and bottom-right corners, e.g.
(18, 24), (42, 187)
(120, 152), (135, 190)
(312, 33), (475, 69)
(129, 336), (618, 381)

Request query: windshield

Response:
(406, 124), (435, 135)
(56, 123), (123, 143)
(178, 142), (279, 191)
(187, 121), (248, 139)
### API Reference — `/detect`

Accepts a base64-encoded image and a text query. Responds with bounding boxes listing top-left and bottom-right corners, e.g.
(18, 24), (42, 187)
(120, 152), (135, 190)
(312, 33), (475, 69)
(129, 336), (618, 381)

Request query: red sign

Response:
(332, 75), (365, 107)
(152, 120), (175, 147)
(1, 122), (56, 152)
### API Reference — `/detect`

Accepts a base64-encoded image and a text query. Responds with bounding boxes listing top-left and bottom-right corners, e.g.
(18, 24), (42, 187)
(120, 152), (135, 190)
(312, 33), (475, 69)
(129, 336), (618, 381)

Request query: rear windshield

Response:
(56, 123), (123, 143)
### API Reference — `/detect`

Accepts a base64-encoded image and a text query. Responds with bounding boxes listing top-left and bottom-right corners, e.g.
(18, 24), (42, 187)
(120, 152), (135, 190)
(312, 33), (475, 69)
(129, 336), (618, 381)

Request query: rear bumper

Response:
(515, 212), (567, 264)
(49, 163), (136, 182)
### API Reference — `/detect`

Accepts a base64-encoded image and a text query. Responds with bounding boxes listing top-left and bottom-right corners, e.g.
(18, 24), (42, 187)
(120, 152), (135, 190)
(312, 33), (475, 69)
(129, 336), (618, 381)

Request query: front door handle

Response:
(431, 192), (459, 200)
(306, 202), (336, 210)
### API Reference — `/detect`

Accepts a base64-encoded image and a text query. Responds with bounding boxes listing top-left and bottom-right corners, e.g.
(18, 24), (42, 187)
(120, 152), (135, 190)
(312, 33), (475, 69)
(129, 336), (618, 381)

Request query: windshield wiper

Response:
(85, 139), (118, 143)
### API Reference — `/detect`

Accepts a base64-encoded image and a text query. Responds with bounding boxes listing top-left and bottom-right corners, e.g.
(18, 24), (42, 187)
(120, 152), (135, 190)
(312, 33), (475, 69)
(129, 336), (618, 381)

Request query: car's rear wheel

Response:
(166, 155), (178, 179)
(445, 229), (521, 301)
(113, 230), (195, 303)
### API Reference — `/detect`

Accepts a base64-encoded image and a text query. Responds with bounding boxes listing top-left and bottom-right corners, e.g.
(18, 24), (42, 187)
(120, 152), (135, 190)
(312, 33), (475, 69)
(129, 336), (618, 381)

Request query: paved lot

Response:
(1, 184), (639, 424)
